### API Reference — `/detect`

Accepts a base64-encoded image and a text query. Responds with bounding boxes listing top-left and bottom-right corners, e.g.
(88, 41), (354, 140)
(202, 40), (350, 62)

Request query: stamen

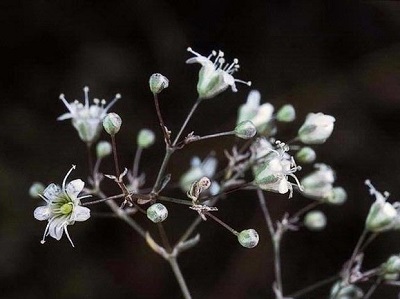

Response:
(64, 225), (75, 247)
(62, 165), (76, 192)
(40, 221), (51, 244)
(234, 79), (252, 86)
(83, 86), (89, 108)
(59, 94), (73, 112)
(187, 47), (202, 57)
(104, 93), (121, 113)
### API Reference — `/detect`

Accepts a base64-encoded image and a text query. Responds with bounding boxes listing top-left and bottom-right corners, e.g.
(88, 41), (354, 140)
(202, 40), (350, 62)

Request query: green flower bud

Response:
(103, 112), (122, 135)
(383, 273), (399, 281)
(238, 229), (259, 248)
(96, 141), (112, 159)
(276, 104), (295, 122)
(330, 282), (363, 299)
(29, 182), (45, 198)
(382, 255), (400, 274)
(296, 147), (316, 164)
(326, 187), (347, 205)
(304, 210), (327, 231)
(365, 200), (397, 233)
(147, 203), (168, 223)
(137, 129), (156, 148)
(149, 73), (169, 94)
(234, 121), (257, 139)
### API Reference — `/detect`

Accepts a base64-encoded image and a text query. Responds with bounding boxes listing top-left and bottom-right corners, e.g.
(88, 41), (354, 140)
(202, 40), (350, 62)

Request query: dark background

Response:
(2, 0), (400, 298)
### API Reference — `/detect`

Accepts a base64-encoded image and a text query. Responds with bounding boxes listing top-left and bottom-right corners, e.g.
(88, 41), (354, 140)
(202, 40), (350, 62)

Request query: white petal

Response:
(278, 179), (289, 194)
(48, 217), (66, 240)
(185, 56), (209, 66)
(43, 184), (62, 201)
(57, 113), (73, 121)
(34, 206), (51, 221)
(66, 179), (84, 200)
(72, 205), (91, 222)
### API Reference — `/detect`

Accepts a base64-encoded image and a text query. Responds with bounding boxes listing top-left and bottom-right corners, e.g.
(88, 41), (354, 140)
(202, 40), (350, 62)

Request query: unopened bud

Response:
(326, 187), (347, 205)
(103, 113), (122, 135)
(304, 210), (327, 231)
(147, 203), (168, 223)
(382, 255), (400, 274)
(137, 129), (155, 148)
(234, 121), (257, 139)
(238, 229), (259, 248)
(296, 147), (316, 164)
(29, 182), (45, 198)
(298, 113), (335, 144)
(365, 200), (397, 233)
(96, 141), (112, 159)
(149, 73), (169, 94)
(276, 104), (295, 122)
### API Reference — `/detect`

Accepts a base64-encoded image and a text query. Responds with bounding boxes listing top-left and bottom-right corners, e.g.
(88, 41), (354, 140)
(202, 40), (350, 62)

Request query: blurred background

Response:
(2, 0), (400, 298)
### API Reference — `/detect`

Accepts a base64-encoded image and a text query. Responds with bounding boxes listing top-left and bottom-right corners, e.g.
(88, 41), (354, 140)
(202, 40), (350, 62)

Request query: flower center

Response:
(60, 203), (73, 215)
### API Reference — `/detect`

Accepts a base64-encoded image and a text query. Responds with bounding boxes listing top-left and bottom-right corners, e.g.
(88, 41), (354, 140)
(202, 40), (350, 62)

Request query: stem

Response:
(204, 212), (239, 236)
(152, 147), (174, 193)
(132, 146), (143, 178)
(287, 275), (339, 298)
(290, 201), (321, 220)
(82, 193), (125, 206)
(111, 134), (120, 178)
(153, 93), (171, 145)
(345, 229), (368, 282)
(87, 144), (94, 176)
(158, 223), (172, 253)
(195, 131), (235, 142)
(158, 196), (192, 206)
(273, 236), (283, 299)
(172, 98), (202, 146)
(257, 189), (275, 237)
(168, 257), (192, 299)
(177, 216), (203, 245)
(364, 278), (382, 299)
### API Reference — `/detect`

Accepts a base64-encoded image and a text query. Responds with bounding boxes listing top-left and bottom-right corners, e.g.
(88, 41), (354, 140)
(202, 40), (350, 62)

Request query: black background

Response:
(2, 1), (400, 298)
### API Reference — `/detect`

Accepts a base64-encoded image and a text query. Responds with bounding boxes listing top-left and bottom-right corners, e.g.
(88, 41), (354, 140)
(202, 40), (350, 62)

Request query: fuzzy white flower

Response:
(58, 86), (121, 145)
(298, 112), (335, 144)
(186, 47), (251, 100)
(301, 164), (335, 199)
(180, 155), (219, 195)
(253, 141), (302, 198)
(237, 90), (274, 132)
(34, 165), (91, 247)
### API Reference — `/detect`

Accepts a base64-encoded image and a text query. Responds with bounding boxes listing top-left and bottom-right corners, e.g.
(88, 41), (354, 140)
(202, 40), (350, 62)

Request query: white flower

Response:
(186, 47), (251, 100)
(34, 165), (91, 247)
(301, 164), (335, 199)
(254, 141), (302, 198)
(179, 155), (219, 195)
(58, 86), (121, 145)
(298, 112), (335, 144)
(237, 90), (274, 132)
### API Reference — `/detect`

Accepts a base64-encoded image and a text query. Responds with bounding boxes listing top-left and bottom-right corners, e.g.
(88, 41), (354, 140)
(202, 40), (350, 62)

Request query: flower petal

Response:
(48, 217), (66, 240)
(57, 113), (73, 121)
(66, 179), (85, 201)
(185, 56), (210, 66)
(72, 205), (91, 222)
(34, 206), (51, 221)
(43, 183), (62, 201)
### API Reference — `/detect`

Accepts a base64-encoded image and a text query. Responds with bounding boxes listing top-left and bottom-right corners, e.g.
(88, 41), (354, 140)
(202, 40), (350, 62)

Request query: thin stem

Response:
(87, 144), (94, 176)
(111, 134), (120, 178)
(152, 147), (174, 193)
(153, 93), (171, 145)
(158, 196), (192, 206)
(132, 146), (143, 178)
(194, 131), (235, 142)
(82, 193), (125, 206)
(290, 201), (321, 221)
(168, 257), (192, 299)
(257, 189), (275, 237)
(364, 278), (382, 299)
(346, 229), (368, 282)
(287, 275), (339, 298)
(204, 212), (239, 236)
(360, 233), (378, 252)
(273, 236), (283, 299)
(176, 216), (203, 245)
(172, 98), (202, 146)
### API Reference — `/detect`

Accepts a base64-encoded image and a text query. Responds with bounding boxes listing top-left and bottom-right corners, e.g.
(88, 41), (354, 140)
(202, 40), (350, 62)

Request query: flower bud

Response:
(147, 203), (168, 223)
(137, 129), (156, 148)
(304, 210), (327, 231)
(326, 187), (347, 205)
(276, 104), (295, 122)
(383, 273), (399, 281)
(382, 255), (400, 274)
(330, 282), (363, 299)
(238, 229), (259, 248)
(103, 112), (122, 135)
(295, 147), (316, 164)
(298, 113), (335, 144)
(365, 200), (397, 233)
(301, 164), (335, 199)
(96, 141), (112, 159)
(149, 73), (169, 94)
(29, 182), (45, 198)
(234, 121), (257, 139)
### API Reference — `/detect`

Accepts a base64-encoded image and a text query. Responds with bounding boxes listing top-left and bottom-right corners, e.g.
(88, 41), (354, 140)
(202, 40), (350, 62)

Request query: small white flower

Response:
(254, 141), (302, 198)
(298, 112), (335, 144)
(186, 47), (251, 100)
(179, 155), (219, 195)
(58, 86), (121, 145)
(237, 90), (274, 133)
(34, 165), (91, 247)
(301, 164), (335, 199)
